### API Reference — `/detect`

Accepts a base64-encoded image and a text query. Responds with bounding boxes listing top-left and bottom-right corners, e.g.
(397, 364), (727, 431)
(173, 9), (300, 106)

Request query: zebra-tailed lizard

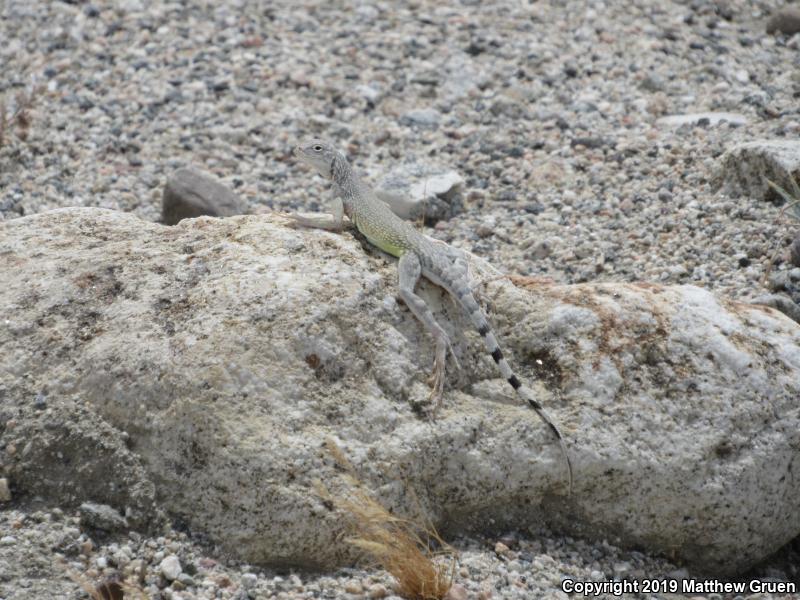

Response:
(288, 139), (573, 494)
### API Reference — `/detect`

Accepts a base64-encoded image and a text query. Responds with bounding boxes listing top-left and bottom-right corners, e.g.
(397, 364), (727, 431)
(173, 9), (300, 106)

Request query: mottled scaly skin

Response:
(292, 140), (573, 494)
(335, 159), (421, 257)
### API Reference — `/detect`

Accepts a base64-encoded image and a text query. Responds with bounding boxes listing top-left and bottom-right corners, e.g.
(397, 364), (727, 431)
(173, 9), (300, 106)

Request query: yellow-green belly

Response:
(364, 232), (405, 257)
(354, 215), (407, 257)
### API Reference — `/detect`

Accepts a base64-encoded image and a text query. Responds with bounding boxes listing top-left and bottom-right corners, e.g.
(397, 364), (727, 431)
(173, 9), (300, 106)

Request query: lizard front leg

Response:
(285, 194), (346, 231)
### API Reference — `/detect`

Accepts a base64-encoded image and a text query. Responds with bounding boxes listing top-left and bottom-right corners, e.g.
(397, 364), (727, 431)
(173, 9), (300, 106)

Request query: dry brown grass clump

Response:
(318, 438), (457, 600)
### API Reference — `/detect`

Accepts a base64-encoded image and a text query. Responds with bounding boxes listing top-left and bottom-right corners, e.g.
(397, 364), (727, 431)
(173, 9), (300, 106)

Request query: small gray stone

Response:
(159, 555), (182, 581)
(639, 73), (666, 92)
(120, 0), (143, 11)
(241, 573), (258, 589)
(666, 568), (690, 580)
(613, 561), (632, 578)
(791, 235), (800, 267)
(443, 583), (468, 600)
(0, 478), (10, 503)
(528, 239), (553, 260)
(766, 8), (800, 35)
(33, 392), (46, 410)
(657, 113), (748, 129)
(571, 136), (608, 149)
(162, 168), (249, 225)
(490, 97), (529, 119)
(399, 108), (441, 130)
(79, 502), (128, 532)
(355, 84), (381, 103)
(657, 189), (673, 202)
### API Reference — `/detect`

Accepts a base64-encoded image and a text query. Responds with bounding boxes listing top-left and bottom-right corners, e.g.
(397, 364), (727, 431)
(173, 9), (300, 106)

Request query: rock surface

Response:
(1, 208), (799, 576)
(159, 555), (182, 581)
(162, 168), (249, 225)
(718, 140), (800, 203)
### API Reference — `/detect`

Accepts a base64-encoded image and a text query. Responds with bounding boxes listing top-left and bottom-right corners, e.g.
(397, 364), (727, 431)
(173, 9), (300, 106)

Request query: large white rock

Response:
(1, 208), (799, 576)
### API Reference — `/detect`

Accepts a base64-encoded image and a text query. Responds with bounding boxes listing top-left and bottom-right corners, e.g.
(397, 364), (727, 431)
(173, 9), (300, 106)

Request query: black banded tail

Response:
(449, 276), (573, 495)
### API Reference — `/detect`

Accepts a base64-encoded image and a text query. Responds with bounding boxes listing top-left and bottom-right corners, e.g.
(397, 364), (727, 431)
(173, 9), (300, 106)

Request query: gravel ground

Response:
(2, 0), (800, 597)
(3, 505), (796, 600)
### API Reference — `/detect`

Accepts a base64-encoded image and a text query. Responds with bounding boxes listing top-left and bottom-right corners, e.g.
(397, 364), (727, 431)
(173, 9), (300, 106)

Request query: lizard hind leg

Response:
(397, 252), (451, 415)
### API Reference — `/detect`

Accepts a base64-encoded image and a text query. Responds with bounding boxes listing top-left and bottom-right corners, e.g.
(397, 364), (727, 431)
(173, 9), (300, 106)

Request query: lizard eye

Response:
(312, 144), (323, 152)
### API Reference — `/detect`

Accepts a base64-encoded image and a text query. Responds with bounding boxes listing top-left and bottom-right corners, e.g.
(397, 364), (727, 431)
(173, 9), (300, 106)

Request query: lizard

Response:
(288, 139), (573, 494)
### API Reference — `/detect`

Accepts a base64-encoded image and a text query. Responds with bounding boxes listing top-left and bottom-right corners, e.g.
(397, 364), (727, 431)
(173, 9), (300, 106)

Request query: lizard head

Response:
(293, 139), (342, 180)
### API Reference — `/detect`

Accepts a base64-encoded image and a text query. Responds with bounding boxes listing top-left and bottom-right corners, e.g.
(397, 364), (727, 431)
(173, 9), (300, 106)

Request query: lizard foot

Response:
(283, 213), (343, 231)
(282, 213), (311, 228)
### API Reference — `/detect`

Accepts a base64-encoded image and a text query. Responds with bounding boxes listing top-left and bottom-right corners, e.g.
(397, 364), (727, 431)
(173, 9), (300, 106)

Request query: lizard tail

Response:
(450, 281), (574, 495)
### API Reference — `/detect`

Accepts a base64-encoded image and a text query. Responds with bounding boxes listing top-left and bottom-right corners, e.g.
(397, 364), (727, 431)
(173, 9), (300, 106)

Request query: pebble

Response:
(344, 580), (363, 594)
(399, 108), (441, 130)
(78, 502), (128, 532)
(444, 583), (469, 600)
(494, 541), (514, 559)
(0, 479), (10, 503)
(791, 236), (800, 267)
(241, 572), (258, 589)
(32, 392), (47, 410)
(368, 583), (388, 598)
(656, 112), (748, 128)
(766, 8), (800, 35)
(162, 168), (248, 225)
(160, 555), (182, 581)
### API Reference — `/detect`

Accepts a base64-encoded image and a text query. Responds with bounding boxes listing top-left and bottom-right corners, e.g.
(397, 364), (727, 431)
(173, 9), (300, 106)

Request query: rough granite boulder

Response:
(1, 208), (799, 576)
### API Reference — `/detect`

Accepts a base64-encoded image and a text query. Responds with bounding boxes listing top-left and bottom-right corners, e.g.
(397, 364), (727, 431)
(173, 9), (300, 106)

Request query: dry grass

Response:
(317, 438), (457, 600)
